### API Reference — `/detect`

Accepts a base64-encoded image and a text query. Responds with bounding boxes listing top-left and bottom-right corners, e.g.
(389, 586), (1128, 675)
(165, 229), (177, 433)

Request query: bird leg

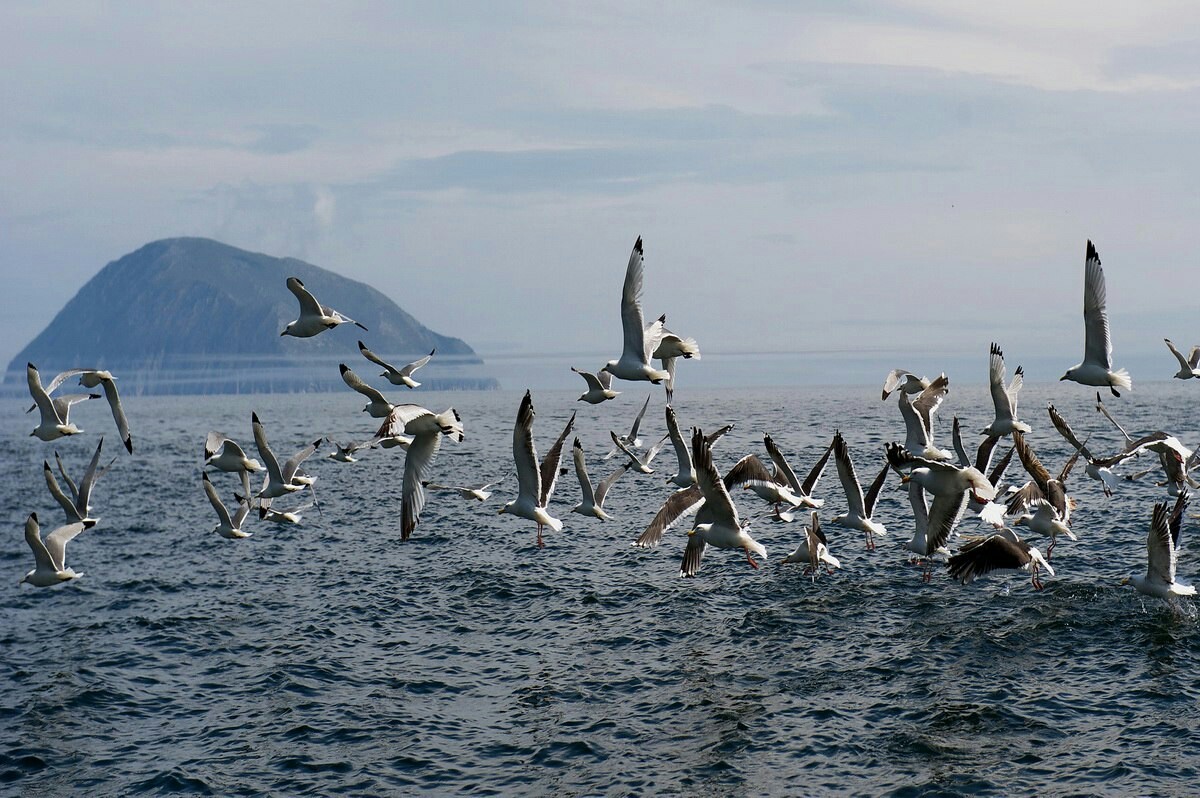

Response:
(865, 531), (876, 551)
(1032, 570), (1044, 590)
(1046, 538), (1055, 560)
(745, 548), (760, 569)
(536, 523), (544, 548)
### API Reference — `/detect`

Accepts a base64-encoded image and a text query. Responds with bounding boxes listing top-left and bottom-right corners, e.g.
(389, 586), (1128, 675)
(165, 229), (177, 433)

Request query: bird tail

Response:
(535, 507), (564, 533)
(1111, 369), (1132, 391)
(1014, 421), (1032, 434)
(438, 408), (465, 442)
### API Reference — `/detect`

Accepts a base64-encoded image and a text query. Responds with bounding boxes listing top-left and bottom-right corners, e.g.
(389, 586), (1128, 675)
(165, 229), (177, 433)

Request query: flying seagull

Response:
(202, 472), (252, 539)
(1060, 240), (1131, 396)
(1123, 494), (1194, 600)
(498, 391), (566, 546)
(571, 366), (620, 404)
(681, 427), (768, 576)
(981, 343), (1030, 437)
(281, 276), (367, 337)
(358, 341), (434, 388)
(1163, 338), (1200, 380)
(947, 527), (1054, 591)
(27, 363), (98, 443)
(601, 237), (669, 384)
(18, 513), (95, 587)
(31, 368), (133, 453)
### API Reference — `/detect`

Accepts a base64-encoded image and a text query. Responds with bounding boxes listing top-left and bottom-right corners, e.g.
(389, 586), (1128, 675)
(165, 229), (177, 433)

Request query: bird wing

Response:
(619, 237), (648, 362)
(609, 430), (647, 470)
(1165, 338), (1191, 372)
(800, 440), (834, 496)
(881, 368), (912, 400)
(287, 276), (324, 317)
(952, 416), (970, 468)
(679, 531), (708, 577)
(898, 391), (929, 449)
(282, 438), (323, 482)
(401, 431), (442, 540)
(75, 437), (106, 516)
(358, 340), (397, 373)
(704, 424), (735, 447)
(400, 349), (435, 378)
(42, 521), (88, 572)
(973, 433), (1000, 474)
(340, 364), (390, 404)
(833, 432), (866, 517)
(926, 490), (969, 553)
(513, 391), (542, 507)
(1147, 501), (1177, 585)
(51, 393), (98, 422)
(1047, 404), (1092, 461)
(573, 366), (605, 392)
(913, 373), (949, 435)
(627, 394), (651, 441)
(666, 405), (691, 477)
(572, 438), (596, 506)
(862, 461), (891, 517)
(947, 534), (1031, 584)
(635, 486), (703, 547)
(692, 427), (739, 529)
(97, 376), (132, 453)
(27, 364), (63, 424)
(43, 460), (83, 522)
(763, 434), (801, 493)
(987, 446), (1015, 488)
(40, 368), (90, 397)
(203, 473), (234, 528)
(1094, 391), (1134, 444)
(642, 434), (671, 466)
(1081, 240), (1113, 369)
(908, 481), (929, 537)
(1189, 346), (1200, 370)
(539, 410), (576, 505)
(1011, 431), (1051, 493)
(252, 412), (286, 485)
(55, 451), (80, 503)
(594, 463), (628, 508)
(988, 344), (1014, 424)
(1006, 366), (1025, 417)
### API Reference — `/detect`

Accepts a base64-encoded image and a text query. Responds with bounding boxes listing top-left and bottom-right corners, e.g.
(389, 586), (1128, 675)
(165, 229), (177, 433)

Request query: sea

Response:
(2, 381), (1198, 796)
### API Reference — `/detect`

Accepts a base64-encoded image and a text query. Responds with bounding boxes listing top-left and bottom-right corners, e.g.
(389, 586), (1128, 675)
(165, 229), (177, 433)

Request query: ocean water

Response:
(2, 382), (1198, 795)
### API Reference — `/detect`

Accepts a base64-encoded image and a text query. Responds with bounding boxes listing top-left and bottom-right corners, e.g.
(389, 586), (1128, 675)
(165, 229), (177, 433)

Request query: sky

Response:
(4, 1), (1200, 388)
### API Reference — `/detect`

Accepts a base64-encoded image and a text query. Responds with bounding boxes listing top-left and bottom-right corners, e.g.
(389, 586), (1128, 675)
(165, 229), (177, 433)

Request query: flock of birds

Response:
(15, 239), (1199, 606)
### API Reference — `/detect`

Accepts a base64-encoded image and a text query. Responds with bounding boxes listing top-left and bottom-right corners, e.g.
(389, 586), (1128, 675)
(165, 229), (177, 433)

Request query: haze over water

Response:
(3, 381), (1198, 795)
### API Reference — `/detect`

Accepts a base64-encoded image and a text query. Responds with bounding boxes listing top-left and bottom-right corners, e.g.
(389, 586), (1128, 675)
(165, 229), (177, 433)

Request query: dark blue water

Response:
(3, 383), (1198, 795)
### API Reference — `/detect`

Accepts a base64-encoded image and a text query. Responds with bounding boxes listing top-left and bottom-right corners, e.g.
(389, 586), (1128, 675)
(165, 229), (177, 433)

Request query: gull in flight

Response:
(251, 412), (321, 503)
(423, 476), (506, 503)
(202, 472), (252, 539)
(325, 436), (379, 463)
(43, 438), (114, 525)
(781, 512), (841, 579)
(1123, 494), (1194, 600)
(30, 368), (133, 453)
(830, 431), (890, 550)
(1005, 430), (1080, 526)
(681, 427), (768, 576)
(281, 276), (367, 337)
(1060, 240), (1132, 396)
(947, 527), (1054, 591)
(634, 454), (772, 550)
(605, 394), (652, 459)
(652, 325), (700, 404)
(1046, 403), (1120, 496)
(570, 438), (628, 521)
(378, 403), (465, 540)
(896, 373), (952, 461)
(601, 237), (669, 384)
(18, 513), (95, 587)
(608, 430), (669, 474)
(1163, 338), (1200, 380)
(755, 433), (833, 521)
(205, 431), (264, 501)
(571, 366), (620, 404)
(1012, 498), (1077, 559)
(339, 363), (395, 418)
(260, 501), (314, 525)
(498, 391), (566, 546)
(881, 369), (931, 400)
(358, 341), (434, 388)
(27, 363), (99, 442)
(981, 343), (1030, 437)
(663, 405), (734, 489)
(886, 442), (998, 550)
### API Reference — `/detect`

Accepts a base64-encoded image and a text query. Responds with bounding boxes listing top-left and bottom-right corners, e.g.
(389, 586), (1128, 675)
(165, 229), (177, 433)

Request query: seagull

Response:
(608, 430), (669, 474)
(681, 427), (768, 576)
(358, 341), (434, 388)
(635, 454), (773, 549)
(251, 412), (317, 502)
(27, 363), (98, 442)
(1093, 432), (1199, 498)
(601, 237), (669, 384)
(662, 405), (734, 489)
(43, 438), (114, 525)
(755, 433), (834, 521)
(1060, 240), (1132, 396)
(499, 391), (565, 546)
(202, 472), (252, 539)
(951, 418), (1013, 526)
(281, 276), (367, 337)
(205, 432), (264, 474)
(886, 443), (998, 540)
(947, 527), (1054, 590)
(652, 326), (700, 403)
(18, 513), (95, 587)
(902, 480), (952, 581)
(325, 436), (379, 463)
(1005, 430), (1080, 525)
(571, 366), (620, 404)
(1094, 391), (1135, 446)
(897, 374), (953, 460)
(381, 403), (465, 540)
(31, 368), (133, 453)
(830, 431), (890, 550)
(423, 476), (506, 502)
(781, 512), (841, 579)
(339, 363), (395, 418)
(1163, 339), (1200, 380)
(1046, 403), (1120, 496)
(605, 394), (652, 459)
(1123, 495), (1195, 599)
(259, 501), (314, 525)
(881, 369), (930, 400)
(1012, 498), (1077, 559)
(571, 438), (628, 521)
(981, 343), (1030, 437)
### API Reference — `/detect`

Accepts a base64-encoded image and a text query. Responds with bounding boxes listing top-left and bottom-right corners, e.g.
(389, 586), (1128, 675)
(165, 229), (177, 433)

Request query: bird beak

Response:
(280, 331), (287, 336)
(899, 475), (910, 484)
(687, 528), (696, 537)
(1119, 577), (1130, 586)
(1059, 375), (1067, 381)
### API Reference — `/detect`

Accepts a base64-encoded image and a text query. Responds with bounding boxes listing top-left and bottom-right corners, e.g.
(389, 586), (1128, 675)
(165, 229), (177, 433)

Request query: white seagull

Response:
(635, 454), (773, 549)
(499, 391), (566, 546)
(384, 403), (465, 540)
(830, 431), (890, 550)
(1060, 240), (1132, 396)
(947, 527), (1054, 590)
(1163, 338), (1200, 380)
(1012, 498), (1077, 559)
(652, 326), (700, 403)
(897, 374), (952, 461)
(43, 438), (114, 525)
(339, 363), (395, 418)
(609, 431), (669, 475)
(605, 394), (652, 459)
(358, 341), (434, 388)
(27, 363), (98, 442)
(251, 412), (317, 502)
(759, 433), (834, 519)
(18, 513), (95, 587)
(32, 368), (133, 453)
(881, 369), (931, 400)
(1046, 403), (1120, 497)
(202, 472), (252, 539)
(681, 427), (768, 576)
(601, 237), (669, 384)
(281, 276), (367, 337)
(1123, 495), (1195, 600)
(571, 438), (628, 521)
(781, 512), (841, 579)
(571, 366), (620, 404)
(981, 343), (1030, 437)
(423, 476), (506, 503)
(664, 405), (734, 489)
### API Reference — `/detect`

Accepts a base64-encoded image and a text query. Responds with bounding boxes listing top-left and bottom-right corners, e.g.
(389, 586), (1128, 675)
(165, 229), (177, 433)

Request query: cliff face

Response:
(7, 238), (498, 394)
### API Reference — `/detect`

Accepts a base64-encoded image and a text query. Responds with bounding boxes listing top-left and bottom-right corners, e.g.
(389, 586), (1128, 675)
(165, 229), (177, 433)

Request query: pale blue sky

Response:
(4, 2), (1200, 386)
